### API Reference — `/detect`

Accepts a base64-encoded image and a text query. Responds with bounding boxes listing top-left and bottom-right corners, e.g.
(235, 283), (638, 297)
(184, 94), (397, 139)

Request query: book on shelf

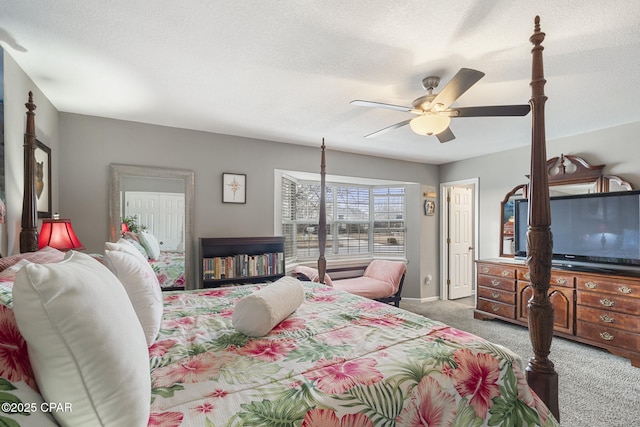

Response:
(202, 252), (284, 281)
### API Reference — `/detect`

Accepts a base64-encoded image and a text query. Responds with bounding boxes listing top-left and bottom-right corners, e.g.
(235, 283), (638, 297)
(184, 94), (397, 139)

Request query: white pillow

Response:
(12, 251), (150, 427)
(232, 276), (305, 337)
(138, 230), (161, 260)
(105, 249), (163, 345)
(105, 238), (149, 263)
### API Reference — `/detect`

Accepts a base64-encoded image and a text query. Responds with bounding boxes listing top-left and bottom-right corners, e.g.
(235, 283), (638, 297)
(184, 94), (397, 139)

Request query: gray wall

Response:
(58, 113), (440, 298)
(440, 121), (640, 261)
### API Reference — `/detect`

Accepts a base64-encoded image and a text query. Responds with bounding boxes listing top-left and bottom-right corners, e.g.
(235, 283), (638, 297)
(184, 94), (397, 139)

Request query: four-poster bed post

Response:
(526, 16), (560, 420)
(318, 139), (327, 284)
(20, 91), (39, 253)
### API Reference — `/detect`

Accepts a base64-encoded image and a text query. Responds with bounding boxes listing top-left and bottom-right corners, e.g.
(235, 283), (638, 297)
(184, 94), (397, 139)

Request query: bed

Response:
(4, 16), (559, 427)
(149, 251), (186, 289)
(0, 256), (558, 427)
(121, 231), (187, 290)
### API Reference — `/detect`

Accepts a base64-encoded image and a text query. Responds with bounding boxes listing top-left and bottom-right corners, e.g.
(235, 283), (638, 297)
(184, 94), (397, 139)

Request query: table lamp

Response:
(38, 215), (85, 251)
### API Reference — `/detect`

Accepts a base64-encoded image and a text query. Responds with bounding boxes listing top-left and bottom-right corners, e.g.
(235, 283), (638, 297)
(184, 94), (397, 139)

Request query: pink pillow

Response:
(293, 265), (333, 286)
(363, 260), (406, 293)
(0, 247), (65, 272)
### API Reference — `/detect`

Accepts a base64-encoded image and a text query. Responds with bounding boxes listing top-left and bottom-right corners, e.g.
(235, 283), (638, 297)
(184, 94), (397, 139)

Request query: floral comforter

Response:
(149, 251), (186, 289)
(148, 282), (558, 427)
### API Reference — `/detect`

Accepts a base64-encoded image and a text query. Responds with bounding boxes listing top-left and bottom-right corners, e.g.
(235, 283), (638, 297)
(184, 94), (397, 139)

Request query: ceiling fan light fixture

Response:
(409, 113), (451, 135)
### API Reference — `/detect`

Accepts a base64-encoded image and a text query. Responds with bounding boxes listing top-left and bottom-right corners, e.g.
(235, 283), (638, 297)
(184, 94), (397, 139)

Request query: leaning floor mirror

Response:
(109, 164), (195, 289)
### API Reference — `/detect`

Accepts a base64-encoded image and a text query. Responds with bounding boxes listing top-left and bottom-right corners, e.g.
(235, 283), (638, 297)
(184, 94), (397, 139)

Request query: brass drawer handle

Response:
(600, 331), (614, 341)
(618, 286), (632, 294)
(584, 282), (597, 289)
(524, 272), (530, 280)
(491, 280), (500, 287)
(555, 278), (567, 285)
(501, 270), (510, 277)
(482, 267), (489, 273)
(600, 298), (615, 307)
(491, 305), (500, 312)
(600, 314), (615, 323)
(492, 292), (501, 299)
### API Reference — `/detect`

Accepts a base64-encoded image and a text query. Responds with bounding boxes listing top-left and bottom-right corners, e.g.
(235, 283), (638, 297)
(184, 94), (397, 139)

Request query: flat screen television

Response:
(514, 190), (640, 272)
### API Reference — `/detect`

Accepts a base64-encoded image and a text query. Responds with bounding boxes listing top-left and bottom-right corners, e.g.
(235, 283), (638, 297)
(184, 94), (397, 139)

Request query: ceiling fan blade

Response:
(430, 68), (485, 110)
(436, 127), (455, 143)
(364, 119), (412, 138)
(350, 100), (413, 113)
(452, 104), (531, 117)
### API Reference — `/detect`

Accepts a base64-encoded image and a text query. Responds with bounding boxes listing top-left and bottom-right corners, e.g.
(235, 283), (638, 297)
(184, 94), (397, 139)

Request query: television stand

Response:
(475, 258), (640, 368)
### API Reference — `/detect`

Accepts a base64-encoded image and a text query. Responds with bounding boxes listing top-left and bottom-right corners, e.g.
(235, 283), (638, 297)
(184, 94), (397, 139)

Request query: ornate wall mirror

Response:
(108, 164), (195, 288)
(499, 154), (633, 257)
(500, 184), (527, 257)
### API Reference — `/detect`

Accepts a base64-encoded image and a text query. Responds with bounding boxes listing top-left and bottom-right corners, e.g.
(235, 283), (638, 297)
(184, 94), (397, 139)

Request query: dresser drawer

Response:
(549, 271), (574, 288)
(516, 268), (574, 288)
(477, 263), (515, 279)
(478, 286), (516, 305)
(577, 321), (640, 353)
(477, 274), (516, 291)
(516, 268), (531, 281)
(477, 298), (516, 319)
(576, 306), (640, 333)
(577, 291), (639, 316)
(577, 276), (640, 298)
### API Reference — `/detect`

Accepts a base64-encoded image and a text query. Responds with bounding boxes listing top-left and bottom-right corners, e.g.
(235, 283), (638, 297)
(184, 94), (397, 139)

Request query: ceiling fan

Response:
(351, 68), (531, 143)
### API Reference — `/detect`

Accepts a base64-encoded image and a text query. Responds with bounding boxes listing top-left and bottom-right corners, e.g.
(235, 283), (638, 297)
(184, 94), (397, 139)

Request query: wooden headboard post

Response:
(318, 139), (327, 284)
(20, 92), (38, 253)
(525, 17), (560, 420)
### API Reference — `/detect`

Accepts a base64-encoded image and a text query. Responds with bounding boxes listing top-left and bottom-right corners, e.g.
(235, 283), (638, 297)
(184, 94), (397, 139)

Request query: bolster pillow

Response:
(232, 276), (305, 337)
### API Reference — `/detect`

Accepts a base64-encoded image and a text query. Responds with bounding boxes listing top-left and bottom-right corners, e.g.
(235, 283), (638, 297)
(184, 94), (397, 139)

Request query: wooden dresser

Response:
(475, 259), (640, 367)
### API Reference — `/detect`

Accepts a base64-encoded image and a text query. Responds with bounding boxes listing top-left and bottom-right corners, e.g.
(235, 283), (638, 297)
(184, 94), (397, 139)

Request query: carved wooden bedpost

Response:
(526, 17), (560, 421)
(318, 139), (327, 284)
(20, 92), (38, 253)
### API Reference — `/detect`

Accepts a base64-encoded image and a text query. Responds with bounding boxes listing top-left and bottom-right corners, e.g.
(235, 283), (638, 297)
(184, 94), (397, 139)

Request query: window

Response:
(280, 174), (405, 261)
(373, 187), (405, 255)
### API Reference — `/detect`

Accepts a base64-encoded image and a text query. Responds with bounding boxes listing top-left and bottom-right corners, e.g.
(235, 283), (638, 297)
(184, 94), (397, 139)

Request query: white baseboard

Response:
(401, 296), (440, 303)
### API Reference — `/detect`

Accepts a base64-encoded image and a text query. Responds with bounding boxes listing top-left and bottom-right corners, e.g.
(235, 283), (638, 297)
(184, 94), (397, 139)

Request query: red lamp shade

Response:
(38, 219), (85, 251)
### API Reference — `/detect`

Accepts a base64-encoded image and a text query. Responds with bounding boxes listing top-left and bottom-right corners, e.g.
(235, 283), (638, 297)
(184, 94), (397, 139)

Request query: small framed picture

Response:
(222, 173), (246, 204)
(35, 140), (52, 218)
(424, 199), (435, 216)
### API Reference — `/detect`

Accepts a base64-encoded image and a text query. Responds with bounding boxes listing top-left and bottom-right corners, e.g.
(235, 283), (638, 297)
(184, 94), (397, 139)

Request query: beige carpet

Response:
(400, 298), (640, 427)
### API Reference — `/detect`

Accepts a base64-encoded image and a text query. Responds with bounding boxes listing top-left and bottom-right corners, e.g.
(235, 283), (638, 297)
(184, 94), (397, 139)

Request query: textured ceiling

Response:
(2, 1), (640, 164)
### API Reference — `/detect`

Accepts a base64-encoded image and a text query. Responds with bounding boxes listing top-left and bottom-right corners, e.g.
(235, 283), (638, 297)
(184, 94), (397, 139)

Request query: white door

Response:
(158, 194), (185, 251)
(125, 192), (158, 231)
(448, 186), (474, 299)
(125, 192), (185, 251)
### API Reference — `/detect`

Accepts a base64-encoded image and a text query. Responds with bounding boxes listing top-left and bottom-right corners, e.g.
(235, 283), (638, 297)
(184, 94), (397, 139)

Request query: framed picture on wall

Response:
(35, 140), (52, 218)
(424, 199), (435, 216)
(222, 173), (246, 204)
